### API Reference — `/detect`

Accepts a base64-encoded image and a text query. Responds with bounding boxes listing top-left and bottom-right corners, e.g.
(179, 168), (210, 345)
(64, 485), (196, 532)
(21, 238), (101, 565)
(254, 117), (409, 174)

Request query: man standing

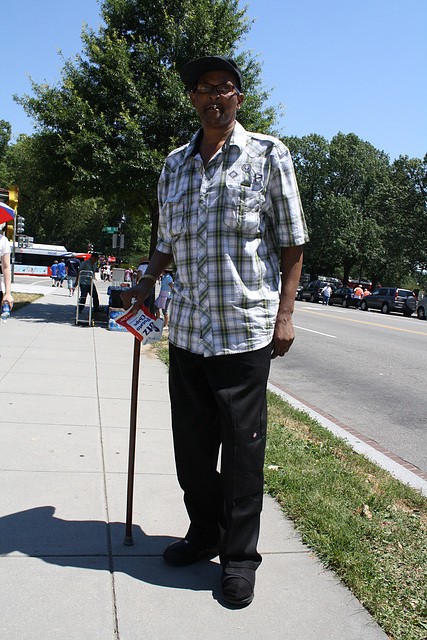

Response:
(321, 283), (332, 305)
(76, 253), (100, 313)
(65, 253), (81, 296)
(155, 269), (174, 329)
(50, 260), (59, 287)
(56, 259), (66, 287)
(122, 56), (308, 606)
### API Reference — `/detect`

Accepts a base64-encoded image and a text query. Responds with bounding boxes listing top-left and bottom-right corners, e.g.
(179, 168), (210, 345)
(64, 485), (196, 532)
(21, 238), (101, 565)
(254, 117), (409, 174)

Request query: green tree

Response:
(284, 132), (392, 284)
(0, 120), (12, 186)
(282, 134), (330, 277)
(327, 133), (390, 285)
(390, 155), (427, 278)
(6, 134), (112, 251)
(16, 0), (280, 256)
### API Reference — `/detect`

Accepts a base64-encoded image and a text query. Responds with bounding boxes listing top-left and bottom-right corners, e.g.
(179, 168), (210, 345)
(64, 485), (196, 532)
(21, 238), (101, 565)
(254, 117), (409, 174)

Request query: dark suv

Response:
(297, 280), (335, 303)
(360, 287), (417, 316)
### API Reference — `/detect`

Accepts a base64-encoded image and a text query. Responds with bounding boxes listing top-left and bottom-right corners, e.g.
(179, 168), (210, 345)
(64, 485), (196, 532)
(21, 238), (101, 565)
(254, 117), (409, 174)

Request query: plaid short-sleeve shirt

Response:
(157, 122), (308, 357)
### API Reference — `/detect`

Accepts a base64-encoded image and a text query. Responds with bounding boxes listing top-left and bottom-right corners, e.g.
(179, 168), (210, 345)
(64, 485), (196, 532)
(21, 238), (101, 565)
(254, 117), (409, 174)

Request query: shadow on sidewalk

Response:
(12, 300), (108, 327)
(12, 300), (77, 324)
(0, 506), (221, 595)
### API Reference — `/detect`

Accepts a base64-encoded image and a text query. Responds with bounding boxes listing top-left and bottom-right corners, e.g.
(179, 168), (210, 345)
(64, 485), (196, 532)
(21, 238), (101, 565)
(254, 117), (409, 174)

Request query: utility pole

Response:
(115, 214), (126, 265)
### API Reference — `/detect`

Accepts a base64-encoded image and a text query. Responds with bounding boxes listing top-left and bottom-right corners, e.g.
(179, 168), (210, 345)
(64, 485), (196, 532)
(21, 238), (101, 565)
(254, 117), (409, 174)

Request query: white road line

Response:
(294, 325), (336, 339)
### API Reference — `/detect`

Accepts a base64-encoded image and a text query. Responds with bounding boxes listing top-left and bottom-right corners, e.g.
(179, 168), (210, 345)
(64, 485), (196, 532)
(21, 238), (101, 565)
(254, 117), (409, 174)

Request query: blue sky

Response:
(2, 0), (426, 161)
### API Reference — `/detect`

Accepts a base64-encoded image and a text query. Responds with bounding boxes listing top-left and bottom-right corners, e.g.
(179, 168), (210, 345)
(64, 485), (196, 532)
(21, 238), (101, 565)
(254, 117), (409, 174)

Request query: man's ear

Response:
(237, 93), (244, 109)
(190, 91), (196, 108)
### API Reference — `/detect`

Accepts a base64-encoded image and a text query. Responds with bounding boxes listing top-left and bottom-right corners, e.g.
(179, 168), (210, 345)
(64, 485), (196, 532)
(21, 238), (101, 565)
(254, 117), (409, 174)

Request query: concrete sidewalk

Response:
(0, 284), (388, 639)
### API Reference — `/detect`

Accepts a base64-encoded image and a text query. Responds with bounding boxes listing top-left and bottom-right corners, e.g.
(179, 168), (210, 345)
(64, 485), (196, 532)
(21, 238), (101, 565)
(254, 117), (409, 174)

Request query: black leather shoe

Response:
(221, 567), (255, 606)
(163, 538), (219, 566)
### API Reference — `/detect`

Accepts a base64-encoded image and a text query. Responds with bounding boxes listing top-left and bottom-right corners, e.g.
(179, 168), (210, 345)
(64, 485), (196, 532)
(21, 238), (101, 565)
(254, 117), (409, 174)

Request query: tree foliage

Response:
(284, 131), (426, 288)
(0, 120), (12, 186)
(15, 0), (280, 255)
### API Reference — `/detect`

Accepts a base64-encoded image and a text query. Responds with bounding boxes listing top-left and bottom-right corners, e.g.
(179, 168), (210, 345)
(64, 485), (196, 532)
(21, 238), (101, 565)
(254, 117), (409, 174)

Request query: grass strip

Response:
(154, 337), (427, 639)
(10, 292), (43, 312)
(266, 391), (427, 640)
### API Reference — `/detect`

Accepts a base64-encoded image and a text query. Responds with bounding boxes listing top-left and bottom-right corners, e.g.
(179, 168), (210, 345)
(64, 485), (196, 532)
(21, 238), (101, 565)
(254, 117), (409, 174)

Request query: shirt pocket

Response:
(223, 185), (264, 235)
(163, 192), (194, 237)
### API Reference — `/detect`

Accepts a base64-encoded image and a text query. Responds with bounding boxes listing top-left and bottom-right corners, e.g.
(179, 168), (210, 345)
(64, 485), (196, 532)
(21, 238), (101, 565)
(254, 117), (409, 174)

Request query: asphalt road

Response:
(270, 300), (427, 475)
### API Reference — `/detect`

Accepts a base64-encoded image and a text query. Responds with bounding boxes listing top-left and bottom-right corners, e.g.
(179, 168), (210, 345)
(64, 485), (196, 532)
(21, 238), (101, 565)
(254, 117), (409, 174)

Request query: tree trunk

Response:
(342, 264), (351, 286)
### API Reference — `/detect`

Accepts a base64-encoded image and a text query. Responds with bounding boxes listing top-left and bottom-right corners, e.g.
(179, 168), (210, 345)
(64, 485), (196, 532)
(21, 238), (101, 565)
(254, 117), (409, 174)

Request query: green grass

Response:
(265, 392), (427, 640)
(154, 338), (427, 639)
(155, 334), (170, 365)
(9, 292), (43, 312)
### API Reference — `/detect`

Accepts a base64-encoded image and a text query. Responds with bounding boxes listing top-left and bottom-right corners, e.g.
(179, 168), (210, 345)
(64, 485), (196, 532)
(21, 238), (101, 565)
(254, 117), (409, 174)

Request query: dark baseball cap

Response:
(179, 56), (242, 91)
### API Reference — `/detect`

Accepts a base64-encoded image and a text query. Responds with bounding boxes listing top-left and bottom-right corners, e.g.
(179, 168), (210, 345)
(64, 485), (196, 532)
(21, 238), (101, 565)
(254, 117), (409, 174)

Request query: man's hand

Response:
(121, 249), (172, 314)
(121, 282), (153, 315)
(271, 312), (295, 358)
(271, 245), (303, 359)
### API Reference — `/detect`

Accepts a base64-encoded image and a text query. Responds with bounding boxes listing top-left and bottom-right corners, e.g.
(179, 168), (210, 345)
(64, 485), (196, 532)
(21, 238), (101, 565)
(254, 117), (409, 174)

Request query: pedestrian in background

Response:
(50, 261), (59, 287)
(155, 269), (174, 329)
(65, 253), (81, 296)
(75, 253), (100, 313)
(321, 283), (332, 305)
(122, 55), (308, 607)
(0, 224), (13, 312)
(56, 260), (66, 287)
(354, 284), (363, 308)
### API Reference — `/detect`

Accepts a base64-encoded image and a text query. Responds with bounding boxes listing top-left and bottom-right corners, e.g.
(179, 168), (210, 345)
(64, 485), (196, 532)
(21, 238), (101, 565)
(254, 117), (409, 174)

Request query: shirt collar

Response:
(183, 121), (248, 162)
(226, 121), (247, 153)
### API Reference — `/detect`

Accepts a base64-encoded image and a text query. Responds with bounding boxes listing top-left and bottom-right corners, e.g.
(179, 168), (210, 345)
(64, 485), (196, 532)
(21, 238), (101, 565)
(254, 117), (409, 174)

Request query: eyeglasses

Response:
(193, 82), (240, 96)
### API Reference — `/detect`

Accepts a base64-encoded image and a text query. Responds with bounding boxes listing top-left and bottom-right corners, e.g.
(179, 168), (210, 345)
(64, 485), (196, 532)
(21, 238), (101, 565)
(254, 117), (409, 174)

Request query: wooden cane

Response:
(123, 336), (141, 545)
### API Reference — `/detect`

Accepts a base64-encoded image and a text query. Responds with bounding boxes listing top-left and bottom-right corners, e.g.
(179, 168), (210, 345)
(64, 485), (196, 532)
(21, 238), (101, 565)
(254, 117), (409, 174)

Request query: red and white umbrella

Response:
(0, 203), (15, 224)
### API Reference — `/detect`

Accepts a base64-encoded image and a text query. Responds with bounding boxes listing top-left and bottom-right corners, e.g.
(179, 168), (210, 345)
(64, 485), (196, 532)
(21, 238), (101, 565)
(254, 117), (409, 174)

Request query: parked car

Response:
(328, 286), (358, 308)
(297, 280), (336, 303)
(360, 287), (417, 316)
(416, 295), (427, 320)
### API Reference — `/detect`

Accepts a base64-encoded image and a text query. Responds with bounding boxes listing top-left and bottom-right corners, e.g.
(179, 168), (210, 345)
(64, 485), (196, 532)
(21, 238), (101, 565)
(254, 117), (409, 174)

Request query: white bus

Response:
(13, 242), (68, 276)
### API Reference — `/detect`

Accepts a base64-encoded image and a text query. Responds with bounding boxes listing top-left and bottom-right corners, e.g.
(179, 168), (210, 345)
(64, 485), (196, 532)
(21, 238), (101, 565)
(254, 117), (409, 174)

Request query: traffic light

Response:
(88, 243), (94, 253)
(16, 215), (25, 234)
(8, 185), (19, 206)
(5, 221), (14, 240)
(6, 185), (19, 240)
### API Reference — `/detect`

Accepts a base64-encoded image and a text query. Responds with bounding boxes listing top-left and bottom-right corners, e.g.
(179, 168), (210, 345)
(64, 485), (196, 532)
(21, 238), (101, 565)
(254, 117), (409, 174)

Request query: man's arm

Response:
(272, 245), (304, 359)
(121, 249), (173, 313)
(1, 253), (13, 308)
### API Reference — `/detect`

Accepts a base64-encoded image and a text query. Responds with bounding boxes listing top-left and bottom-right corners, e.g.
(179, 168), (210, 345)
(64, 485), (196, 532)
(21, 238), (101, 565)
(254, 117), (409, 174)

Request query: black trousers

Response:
(78, 283), (99, 312)
(168, 342), (272, 569)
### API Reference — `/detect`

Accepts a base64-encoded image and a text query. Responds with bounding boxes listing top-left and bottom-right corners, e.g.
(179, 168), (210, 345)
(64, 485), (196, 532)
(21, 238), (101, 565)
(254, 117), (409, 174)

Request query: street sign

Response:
(103, 226), (118, 233)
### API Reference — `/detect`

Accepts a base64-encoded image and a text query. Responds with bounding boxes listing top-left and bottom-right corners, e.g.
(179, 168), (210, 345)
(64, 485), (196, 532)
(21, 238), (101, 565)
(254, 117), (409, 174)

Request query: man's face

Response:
(190, 70), (244, 129)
